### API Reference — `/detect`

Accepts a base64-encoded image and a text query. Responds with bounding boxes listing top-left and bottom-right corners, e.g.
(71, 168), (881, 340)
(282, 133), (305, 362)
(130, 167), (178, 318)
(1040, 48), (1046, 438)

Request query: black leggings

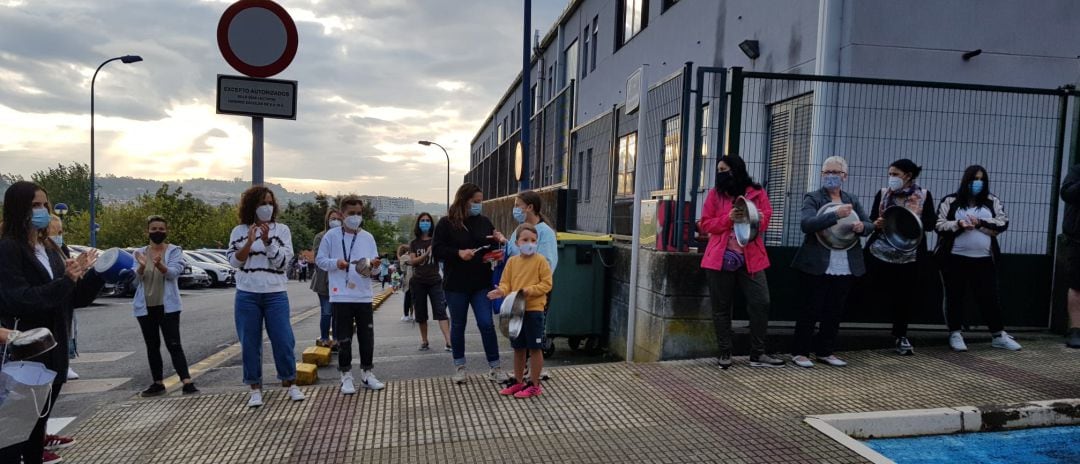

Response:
(137, 306), (192, 381)
(941, 255), (1005, 333)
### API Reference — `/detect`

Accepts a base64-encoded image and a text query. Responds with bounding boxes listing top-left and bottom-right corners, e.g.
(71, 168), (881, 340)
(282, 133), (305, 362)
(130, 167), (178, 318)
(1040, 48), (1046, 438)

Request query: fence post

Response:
(725, 67), (744, 157)
(1050, 94), (1069, 256)
(674, 62), (694, 250)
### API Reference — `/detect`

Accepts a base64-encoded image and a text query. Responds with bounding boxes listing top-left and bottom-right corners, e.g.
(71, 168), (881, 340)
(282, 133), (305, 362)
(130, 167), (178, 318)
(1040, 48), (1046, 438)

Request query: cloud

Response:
(0, 0), (566, 203)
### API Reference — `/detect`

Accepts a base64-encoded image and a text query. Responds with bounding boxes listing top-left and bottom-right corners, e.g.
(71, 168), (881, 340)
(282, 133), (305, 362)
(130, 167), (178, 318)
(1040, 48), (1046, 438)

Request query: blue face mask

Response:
(469, 203), (482, 217)
(419, 220), (432, 233)
(971, 180), (984, 195)
(519, 242), (538, 255)
(31, 208), (50, 230)
(50, 235), (63, 247)
(512, 207), (526, 223)
(822, 174), (843, 190)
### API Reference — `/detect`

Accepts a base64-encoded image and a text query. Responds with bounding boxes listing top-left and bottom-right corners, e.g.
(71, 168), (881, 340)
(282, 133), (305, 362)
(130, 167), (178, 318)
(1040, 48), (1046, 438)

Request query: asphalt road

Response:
(53, 280), (612, 433)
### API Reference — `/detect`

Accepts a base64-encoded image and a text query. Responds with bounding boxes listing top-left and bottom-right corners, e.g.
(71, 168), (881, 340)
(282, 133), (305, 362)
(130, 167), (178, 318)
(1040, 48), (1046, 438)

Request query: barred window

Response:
(616, 132), (637, 197)
(662, 116), (680, 191)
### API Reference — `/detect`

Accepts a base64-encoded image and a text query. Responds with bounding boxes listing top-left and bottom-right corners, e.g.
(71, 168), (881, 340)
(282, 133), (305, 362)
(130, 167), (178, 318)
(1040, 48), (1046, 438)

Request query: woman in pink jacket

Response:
(698, 155), (784, 369)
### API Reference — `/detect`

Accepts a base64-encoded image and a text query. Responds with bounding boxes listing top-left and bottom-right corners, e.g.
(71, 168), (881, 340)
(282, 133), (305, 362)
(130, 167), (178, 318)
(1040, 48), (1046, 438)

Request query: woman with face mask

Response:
(866, 158), (938, 356)
(47, 215), (81, 381)
(227, 186), (303, 408)
(311, 207), (342, 350)
(789, 156), (874, 368)
(934, 165), (1019, 352)
(697, 155), (784, 369)
(406, 213), (452, 351)
(432, 183), (509, 384)
(131, 215), (198, 397)
(0, 181), (98, 464)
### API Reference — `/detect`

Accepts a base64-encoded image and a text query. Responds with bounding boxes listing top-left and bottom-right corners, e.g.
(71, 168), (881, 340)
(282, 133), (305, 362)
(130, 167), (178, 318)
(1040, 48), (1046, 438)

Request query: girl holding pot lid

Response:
(935, 165), (1020, 352)
(789, 156), (874, 368)
(866, 159), (938, 356)
(697, 155), (783, 369)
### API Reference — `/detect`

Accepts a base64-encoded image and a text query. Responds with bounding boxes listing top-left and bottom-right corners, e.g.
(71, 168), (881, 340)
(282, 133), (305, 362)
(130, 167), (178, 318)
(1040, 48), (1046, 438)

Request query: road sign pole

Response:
(252, 116), (264, 185)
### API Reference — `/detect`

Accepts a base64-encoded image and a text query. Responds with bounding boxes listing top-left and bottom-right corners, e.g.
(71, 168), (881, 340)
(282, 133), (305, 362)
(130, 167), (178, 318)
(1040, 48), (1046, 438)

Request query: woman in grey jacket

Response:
(790, 156), (873, 368)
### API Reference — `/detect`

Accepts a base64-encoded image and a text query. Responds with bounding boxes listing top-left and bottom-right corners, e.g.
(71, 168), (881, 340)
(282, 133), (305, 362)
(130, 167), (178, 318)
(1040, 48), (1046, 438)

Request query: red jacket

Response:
(698, 186), (773, 273)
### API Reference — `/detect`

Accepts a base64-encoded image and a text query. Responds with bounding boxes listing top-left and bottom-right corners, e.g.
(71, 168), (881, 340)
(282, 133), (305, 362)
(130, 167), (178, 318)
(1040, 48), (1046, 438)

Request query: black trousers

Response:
(868, 257), (920, 338)
(403, 289), (412, 317)
(0, 380), (63, 464)
(792, 273), (854, 357)
(941, 255), (1005, 333)
(334, 302), (374, 372)
(705, 268), (771, 357)
(137, 305), (191, 381)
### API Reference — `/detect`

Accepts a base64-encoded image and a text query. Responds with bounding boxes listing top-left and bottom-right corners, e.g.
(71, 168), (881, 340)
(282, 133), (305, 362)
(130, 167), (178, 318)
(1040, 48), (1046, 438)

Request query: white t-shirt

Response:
(316, 227), (379, 303)
(952, 206), (993, 258)
(825, 249), (851, 276)
(34, 243), (54, 279)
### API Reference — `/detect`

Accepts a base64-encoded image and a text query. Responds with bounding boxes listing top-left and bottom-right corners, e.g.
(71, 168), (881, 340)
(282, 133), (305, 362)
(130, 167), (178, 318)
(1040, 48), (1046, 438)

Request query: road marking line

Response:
(70, 351), (135, 363)
(61, 378), (131, 395)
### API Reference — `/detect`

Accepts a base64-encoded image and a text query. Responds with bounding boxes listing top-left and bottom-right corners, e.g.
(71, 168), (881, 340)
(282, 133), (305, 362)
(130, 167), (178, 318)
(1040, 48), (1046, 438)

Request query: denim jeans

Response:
(446, 289), (501, 368)
(318, 294), (333, 341)
(234, 290), (296, 385)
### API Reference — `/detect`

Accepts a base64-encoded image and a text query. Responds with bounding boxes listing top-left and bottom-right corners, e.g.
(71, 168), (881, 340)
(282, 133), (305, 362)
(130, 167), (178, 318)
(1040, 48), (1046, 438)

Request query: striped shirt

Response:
(228, 223), (293, 293)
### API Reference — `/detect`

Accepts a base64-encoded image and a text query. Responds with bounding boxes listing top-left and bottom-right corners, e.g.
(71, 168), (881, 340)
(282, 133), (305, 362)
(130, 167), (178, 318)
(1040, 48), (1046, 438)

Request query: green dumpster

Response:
(546, 232), (613, 355)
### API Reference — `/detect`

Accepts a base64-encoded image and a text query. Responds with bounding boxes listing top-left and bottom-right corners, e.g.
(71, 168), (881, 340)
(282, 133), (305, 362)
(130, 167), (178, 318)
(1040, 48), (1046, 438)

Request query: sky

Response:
(0, 0), (567, 202)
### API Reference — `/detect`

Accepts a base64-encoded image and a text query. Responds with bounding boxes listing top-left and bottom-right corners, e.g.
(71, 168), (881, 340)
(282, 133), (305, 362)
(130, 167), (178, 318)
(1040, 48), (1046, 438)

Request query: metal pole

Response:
(674, 62), (694, 250)
(252, 117), (264, 185)
(429, 141), (451, 212)
(519, 0), (531, 190)
(626, 64), (648, 363)
(89, 58), (119, 248)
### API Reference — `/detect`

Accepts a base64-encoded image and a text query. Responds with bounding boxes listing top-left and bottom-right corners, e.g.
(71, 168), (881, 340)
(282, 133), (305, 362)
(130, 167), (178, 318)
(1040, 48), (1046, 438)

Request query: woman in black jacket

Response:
(432, 183), (508, 385)
(0, 181), (98, 464)
(935, 165), (1020, 352)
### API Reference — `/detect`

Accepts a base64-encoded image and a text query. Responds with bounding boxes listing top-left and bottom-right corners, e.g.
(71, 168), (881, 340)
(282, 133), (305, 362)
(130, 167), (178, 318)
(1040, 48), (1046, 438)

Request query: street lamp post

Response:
(418, 140), (451, 212)
(90, 54), (142, 247)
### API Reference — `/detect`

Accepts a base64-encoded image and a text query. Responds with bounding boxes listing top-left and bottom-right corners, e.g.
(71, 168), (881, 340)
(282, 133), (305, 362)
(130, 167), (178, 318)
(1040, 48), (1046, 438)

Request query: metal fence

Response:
(569, 110), (615, 233)
(689, 69), (1067, 255)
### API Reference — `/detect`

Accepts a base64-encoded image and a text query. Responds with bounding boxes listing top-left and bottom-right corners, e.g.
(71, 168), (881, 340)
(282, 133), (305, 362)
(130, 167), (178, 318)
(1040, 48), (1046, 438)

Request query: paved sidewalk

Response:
(61, 335), (1077, 463)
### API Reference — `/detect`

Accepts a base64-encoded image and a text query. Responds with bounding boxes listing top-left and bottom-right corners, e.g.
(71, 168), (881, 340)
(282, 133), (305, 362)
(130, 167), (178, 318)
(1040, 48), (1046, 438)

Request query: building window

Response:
(547, 64), (554, 100)
(563, 40), (578, 89)
(662, 0), (679, 12)
(662, 116), (680, 191)
(576, 151), (585, 202)
(510, 108), (516, 132)
(699, 104), (711, 190)
(582, 27), (590, 79)
(516, 101), (522, 129)
(498, 123), (505, 144)
(616, 132), (637, 197)
(591, 16), (599, 71)
(617, 0), (648, 47)
(764, 94), (814, 246)
(585, 148), (593, 202)
(532, 85), (540, 114)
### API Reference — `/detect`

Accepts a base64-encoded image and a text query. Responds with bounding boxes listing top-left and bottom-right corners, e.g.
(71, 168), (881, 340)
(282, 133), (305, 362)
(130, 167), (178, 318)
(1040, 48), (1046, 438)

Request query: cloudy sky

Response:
(0, 0), (565, 202)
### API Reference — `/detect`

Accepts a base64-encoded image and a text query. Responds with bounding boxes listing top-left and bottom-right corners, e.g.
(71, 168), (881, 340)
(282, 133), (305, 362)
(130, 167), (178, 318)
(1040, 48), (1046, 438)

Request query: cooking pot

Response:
(732, 196), (761, 247)
(815, 202), (861, 250)
(8, 328), (57, 361)
(882, 206), (923, 252)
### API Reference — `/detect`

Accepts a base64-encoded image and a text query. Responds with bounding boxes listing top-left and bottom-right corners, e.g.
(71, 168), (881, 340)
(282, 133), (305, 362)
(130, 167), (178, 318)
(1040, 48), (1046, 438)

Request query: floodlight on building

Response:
(739, 40), (760, 60)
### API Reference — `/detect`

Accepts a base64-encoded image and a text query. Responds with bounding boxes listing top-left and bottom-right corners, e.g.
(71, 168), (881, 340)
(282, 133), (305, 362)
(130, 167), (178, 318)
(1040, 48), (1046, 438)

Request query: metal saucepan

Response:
(815, 202), (862, 250)
(352, 257), (372, 277)
(497, 291), (528, 339)
(732, 196), (761, 247)
(8, 328), (58, 361)
(882, 206), (923, 252)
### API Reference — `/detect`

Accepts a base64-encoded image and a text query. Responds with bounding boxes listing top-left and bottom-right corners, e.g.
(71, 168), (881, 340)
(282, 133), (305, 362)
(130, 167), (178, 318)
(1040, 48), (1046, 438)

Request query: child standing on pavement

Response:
(488, 223), (552, 398)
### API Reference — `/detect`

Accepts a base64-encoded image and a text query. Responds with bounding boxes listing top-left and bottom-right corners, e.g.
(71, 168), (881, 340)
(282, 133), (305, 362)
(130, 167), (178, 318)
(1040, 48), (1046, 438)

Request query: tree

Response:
(31, 163), (97, 214)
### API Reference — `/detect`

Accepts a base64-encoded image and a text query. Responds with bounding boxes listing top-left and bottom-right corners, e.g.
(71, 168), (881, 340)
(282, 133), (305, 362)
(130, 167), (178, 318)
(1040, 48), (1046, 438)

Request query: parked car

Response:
(183, 251), (236, 287)
(188, 250), (233, 268)
(180, 263), (211, 289)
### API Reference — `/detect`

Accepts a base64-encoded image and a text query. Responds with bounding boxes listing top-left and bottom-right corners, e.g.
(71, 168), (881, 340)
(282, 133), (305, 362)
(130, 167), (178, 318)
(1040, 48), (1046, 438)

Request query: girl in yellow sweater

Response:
(488, 223), (553, 398)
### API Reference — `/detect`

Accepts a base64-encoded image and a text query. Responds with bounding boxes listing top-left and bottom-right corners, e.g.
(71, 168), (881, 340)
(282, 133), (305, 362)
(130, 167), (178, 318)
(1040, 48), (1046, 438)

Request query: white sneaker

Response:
(487, 368), (509, 383)
(452, 365), (467, 384)
(287, 385), (306, 402)
(360, 370), (385, 390)
(66, 367), (80, 380)
(340, 372), (356, 395)
(539, 369), (551, 381)
(400, 315), (410, 322)
(791, 355), (814, 368)
(247, 389), (263, 408)
(991, 331), (1022, 351)
(949, 331), (968, 352)
(817, 355), (848, 367)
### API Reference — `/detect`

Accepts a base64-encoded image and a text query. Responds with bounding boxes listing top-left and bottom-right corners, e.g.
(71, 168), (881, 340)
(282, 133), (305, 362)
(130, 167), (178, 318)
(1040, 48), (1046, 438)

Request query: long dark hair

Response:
(238, 186), (277, 224)
(2, 181), (48, 246)
(717, 155), (760, 197)
(448, 183), (482, 229)
(517, 190), (549, 226)
(413, 212), (435, 239)
(955, 165), (990, 206)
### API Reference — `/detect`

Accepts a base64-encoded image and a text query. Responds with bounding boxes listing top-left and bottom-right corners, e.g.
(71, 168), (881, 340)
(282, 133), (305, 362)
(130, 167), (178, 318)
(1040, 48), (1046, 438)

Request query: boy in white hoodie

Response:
(316, 196), (385, 394)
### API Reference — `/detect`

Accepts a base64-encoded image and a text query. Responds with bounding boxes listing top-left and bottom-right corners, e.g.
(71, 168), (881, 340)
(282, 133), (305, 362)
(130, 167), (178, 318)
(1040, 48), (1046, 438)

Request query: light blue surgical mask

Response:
(31, 208), (50, 230)
(971, 180), (984, 195)
(887, 175), (904, 192)
(519, 242), (538, 256)
(419, 220), (432, 233)
(50, 235), (63, 247)
(469, 203), (482, 217)
(822, 174), (842, 190)
(512, 207), (526, 223)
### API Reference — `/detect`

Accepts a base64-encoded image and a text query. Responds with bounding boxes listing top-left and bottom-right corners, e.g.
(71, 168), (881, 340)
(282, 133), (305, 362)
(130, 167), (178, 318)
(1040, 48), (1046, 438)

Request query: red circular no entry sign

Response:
(217, 0), (298, 78)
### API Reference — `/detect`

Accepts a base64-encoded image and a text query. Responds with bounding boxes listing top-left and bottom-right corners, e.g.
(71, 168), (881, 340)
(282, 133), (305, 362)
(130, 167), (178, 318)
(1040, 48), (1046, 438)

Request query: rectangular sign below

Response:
(217, 74), (297, 119)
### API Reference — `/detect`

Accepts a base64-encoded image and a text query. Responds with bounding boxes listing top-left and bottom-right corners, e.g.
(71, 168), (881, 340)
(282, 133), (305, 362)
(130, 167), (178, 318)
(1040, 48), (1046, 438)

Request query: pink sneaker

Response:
(499, 382), (527, 396)
(513, 383), (543, 399)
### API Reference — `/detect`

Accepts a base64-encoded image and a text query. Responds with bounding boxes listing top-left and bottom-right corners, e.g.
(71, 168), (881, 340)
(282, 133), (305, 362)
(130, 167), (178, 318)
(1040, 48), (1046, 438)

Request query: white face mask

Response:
(887, 176), (904, 192)
(329, 219), (342, 229)
(344, 215), (363, 230)
(256, 204), (274, 222)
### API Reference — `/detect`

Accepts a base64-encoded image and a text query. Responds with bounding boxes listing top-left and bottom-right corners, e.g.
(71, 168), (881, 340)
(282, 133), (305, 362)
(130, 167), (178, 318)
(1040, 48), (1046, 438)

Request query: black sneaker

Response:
(182, 383), (199, 394)
(895, 337), (915, 356)
(1067, 328), (1080, 349)
(717, 354), (733, 370)
(419, 343), (430, 351)
(140, 383), (166, 397)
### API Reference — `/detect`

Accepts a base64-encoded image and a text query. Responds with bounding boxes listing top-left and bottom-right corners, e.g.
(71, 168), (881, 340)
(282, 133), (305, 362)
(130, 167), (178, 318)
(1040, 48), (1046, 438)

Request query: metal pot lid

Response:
(733, 196), (761, 247)
(815, 202), (861, 251)
(882, 206), (923, 252)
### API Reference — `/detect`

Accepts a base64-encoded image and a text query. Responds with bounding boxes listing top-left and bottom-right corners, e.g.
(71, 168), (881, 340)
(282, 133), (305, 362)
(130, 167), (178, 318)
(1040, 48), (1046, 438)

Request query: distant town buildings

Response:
(361, 196), (415, 223)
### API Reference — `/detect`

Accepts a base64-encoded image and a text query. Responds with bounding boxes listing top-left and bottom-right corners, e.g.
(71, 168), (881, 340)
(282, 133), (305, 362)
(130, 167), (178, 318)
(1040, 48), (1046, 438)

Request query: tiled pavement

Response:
(61, 337), (1078, 463)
